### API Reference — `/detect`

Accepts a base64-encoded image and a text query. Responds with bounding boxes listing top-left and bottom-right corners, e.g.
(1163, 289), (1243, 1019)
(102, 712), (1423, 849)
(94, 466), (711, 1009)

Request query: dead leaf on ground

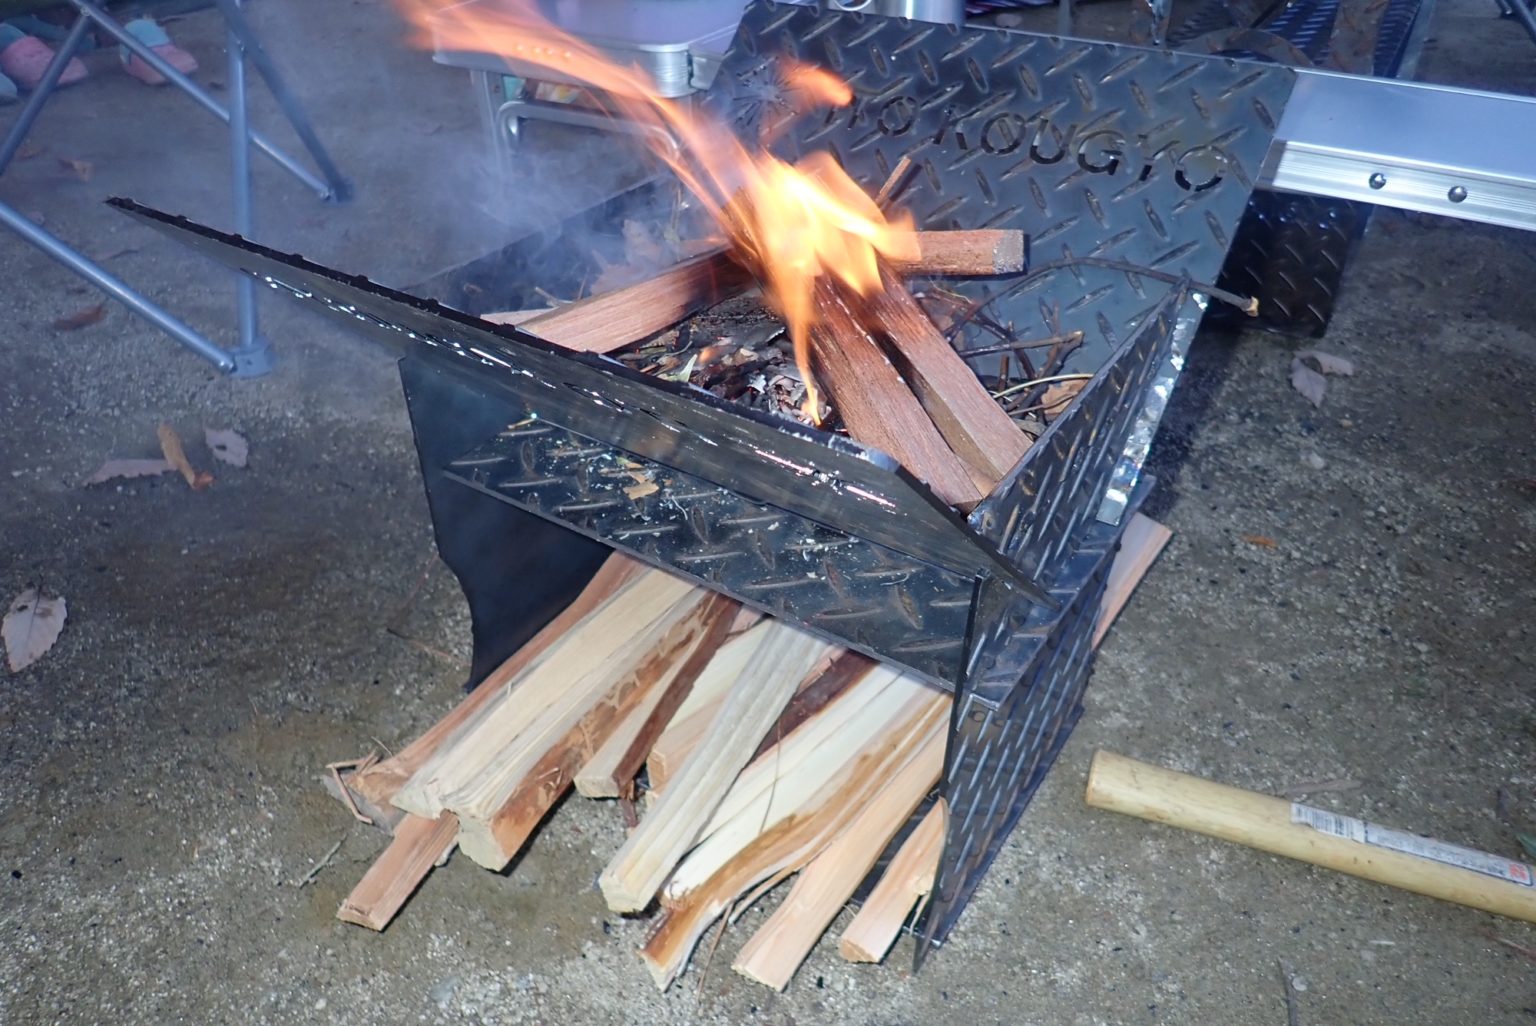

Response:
(204, 428), (249, 468)
(96, 246), (141, 262)
(1297, 350), (1356, 377)
(157, 423), (214, 491)
(52, 302), (106, 331)
(57, 157), (93, 182)
(83, 458), (175, 486)
(16, 143), (41, 160)
(1289, 350), (1355, 406)
(1241, 534), (1277, 548)
(3, 588), (67, 673)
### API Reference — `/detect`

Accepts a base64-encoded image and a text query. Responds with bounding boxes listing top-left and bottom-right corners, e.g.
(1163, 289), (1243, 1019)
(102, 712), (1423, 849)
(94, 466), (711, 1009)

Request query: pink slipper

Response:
(0, 36), (88, 92)
(120, 18), (198, 86)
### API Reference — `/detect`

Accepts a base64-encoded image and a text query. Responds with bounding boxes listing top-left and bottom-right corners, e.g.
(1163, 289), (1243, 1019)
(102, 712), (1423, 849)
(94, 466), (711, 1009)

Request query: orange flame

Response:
(398, 0), (918, 418)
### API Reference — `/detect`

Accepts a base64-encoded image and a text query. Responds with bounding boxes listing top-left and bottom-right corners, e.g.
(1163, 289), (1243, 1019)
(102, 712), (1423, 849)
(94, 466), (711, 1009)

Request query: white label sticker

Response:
(1363, 824), (1535, 887)
(1290, 803), (1535, 887)
(1291, 803), (1367, 843)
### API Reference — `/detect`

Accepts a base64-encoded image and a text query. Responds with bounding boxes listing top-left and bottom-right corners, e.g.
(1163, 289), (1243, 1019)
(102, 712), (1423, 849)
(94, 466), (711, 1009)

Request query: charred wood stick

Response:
(862, 271), (1033, 489)
(809, 279), (987, 508)
(481, 231), (1027, 350)
(907, 230), (1025, 275)
(501, 252), (755, 352)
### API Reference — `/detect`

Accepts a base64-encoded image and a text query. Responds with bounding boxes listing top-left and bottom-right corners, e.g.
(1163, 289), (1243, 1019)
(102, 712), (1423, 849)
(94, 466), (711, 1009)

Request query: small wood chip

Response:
(157, 423), (214, 491)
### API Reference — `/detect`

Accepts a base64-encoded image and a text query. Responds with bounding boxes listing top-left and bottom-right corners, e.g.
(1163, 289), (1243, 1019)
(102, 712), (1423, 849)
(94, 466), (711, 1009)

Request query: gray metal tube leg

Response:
(214, 0), (353, 202)
(70, 0), (336, 200)
(0, 200), (236, 372)
(226, 0), (271, 376)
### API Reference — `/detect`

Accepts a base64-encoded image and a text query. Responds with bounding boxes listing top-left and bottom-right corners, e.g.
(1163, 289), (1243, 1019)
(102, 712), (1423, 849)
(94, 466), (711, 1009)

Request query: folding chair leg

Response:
(0, 199), (237, 372)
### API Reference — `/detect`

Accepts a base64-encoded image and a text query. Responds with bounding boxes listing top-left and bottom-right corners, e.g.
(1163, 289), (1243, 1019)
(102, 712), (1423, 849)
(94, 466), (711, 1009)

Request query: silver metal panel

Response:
(430, 0), (747, 98)
(1266, 69), (1536, 231)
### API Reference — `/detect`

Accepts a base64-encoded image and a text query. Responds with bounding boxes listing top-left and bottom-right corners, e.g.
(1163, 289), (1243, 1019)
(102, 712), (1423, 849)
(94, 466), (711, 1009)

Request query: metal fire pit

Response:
(117, 3), (1294, 966)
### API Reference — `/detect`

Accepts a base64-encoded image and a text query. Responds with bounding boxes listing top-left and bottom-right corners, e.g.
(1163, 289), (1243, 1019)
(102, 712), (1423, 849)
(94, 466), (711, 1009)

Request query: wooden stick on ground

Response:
(336, 812), (459, 931)
(1085, 751), (1536, 924)
(837, 800), (946, 963)
(863, 271), (1032, 488)
(600, 623), (837, 913)
(733, 724), (947, 989)
(350, 553), (644, 808)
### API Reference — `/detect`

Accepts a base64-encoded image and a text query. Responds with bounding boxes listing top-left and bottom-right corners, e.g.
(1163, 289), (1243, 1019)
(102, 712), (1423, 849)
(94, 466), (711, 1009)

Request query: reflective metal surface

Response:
(1265, 69), (1536, 232)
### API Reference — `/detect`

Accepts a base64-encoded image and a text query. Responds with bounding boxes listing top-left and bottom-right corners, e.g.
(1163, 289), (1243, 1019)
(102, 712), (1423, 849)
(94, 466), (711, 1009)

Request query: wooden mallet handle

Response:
(1085, 750), (1536, 923)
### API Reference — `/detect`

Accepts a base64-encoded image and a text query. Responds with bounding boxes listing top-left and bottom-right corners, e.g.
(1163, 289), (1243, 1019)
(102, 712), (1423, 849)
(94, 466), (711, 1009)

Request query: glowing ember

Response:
(396, 0), (919, 417)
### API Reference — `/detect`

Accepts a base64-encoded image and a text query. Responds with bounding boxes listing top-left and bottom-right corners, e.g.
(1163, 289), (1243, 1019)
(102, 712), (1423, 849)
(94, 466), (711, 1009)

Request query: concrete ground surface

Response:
(1, 0), (1533, 1023)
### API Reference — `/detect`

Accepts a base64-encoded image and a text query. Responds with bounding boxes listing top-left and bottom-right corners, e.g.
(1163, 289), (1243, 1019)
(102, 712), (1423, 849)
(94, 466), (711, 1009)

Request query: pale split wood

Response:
(599, 622), (837, 914)
(1094, 512), (1172, 647)
(453, 593), (736, 866)
(573, 608), (718, 799)
(449, 589), (731, 869)
(676, 666), (905, 876)
(336, 812), (458, 931)
(643, 622), (772, 795)
(733, 723), (947, 989)
(639, 679), (948, 990)
(648, 638), (848, 797)
(574, 593), (739, 799)
(350, 553), (644, 807)
(837, 800), (947, 963)
(392, 569), (696, 818)
(441, 582), (708, 818)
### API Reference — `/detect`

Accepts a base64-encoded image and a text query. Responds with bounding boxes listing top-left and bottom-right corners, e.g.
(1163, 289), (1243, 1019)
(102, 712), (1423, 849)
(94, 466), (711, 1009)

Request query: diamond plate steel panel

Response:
(717, 4), (1294, 373)
(445, 418), (976, 686)
(916, 482), (1138, 965)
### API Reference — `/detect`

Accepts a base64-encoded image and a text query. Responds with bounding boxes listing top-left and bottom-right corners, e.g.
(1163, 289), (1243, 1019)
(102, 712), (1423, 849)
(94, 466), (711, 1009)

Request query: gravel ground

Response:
(1, 1), (1533, 1023)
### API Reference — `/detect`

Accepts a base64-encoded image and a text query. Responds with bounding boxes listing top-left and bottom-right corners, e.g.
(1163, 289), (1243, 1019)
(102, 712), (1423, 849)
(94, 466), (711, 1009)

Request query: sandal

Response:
(0, 25), (89, 92)
(120, 17), (198, 86)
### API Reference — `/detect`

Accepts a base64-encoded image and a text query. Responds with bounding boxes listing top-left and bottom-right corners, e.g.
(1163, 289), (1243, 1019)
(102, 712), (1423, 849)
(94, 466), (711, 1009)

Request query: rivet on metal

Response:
(1447, 185), (1468, 203)
(1368, 172), (1387, 190)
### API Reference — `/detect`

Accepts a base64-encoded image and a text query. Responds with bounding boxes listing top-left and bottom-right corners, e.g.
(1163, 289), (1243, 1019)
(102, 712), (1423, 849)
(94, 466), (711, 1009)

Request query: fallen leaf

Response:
(625, 480), (660, 500)
(17, 143), (41, 160)
(1297, 349), (1356, 376)
(157, 423), (214, 491)
(1289, 358), (1329, 406)
(1518, 833), (1536, 861)
(1039, 379), (1087, 420)
(1241, 534), (1277, 548)
(52, 302), (106, 331)
(57, 157), (93, 182)
(97, 246), (141, 262)
(204, 428), (249, 468)
(83, 458), (176, 486)
(3, 588), (67, 673)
